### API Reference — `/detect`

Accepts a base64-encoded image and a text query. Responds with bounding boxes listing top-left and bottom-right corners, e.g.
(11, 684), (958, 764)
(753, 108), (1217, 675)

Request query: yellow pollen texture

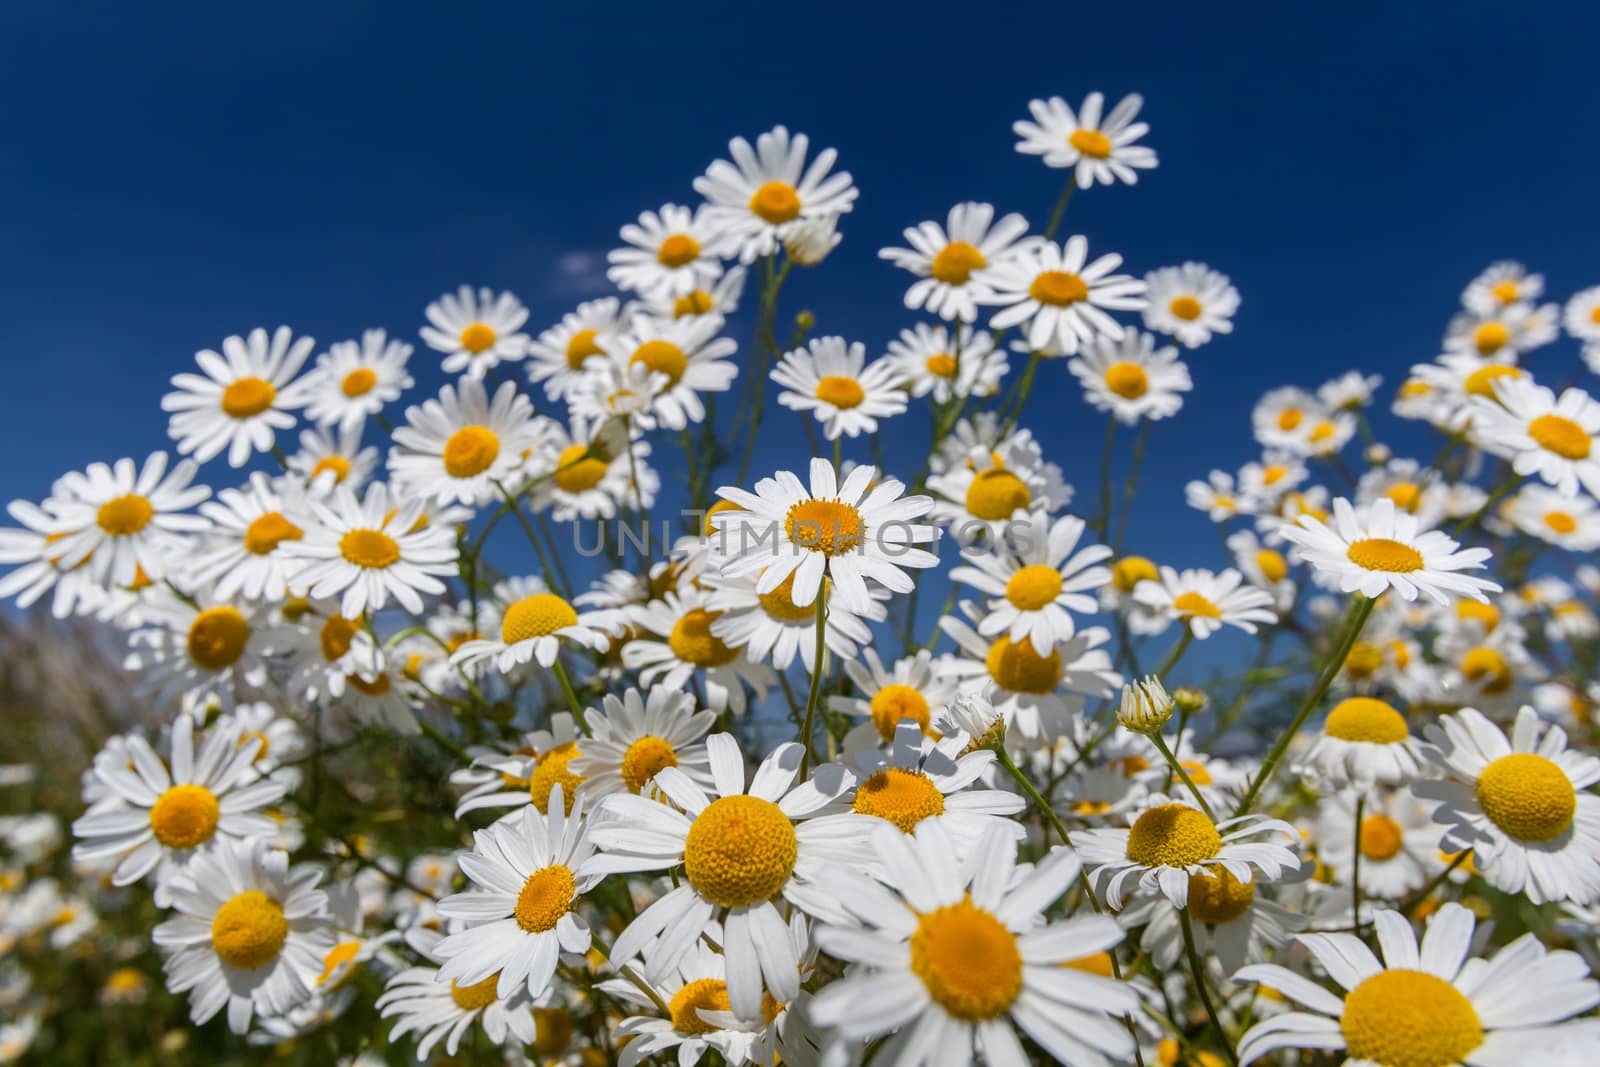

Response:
(244, 511), (303, 555)
(341, 367), (377, 397)
(528, 743), (584, 815)
(221, 377), (276, 418)
(339, 529), (400, 569)
(1172, 590), (1221, 620)
(459, 322), (497, 353)
(450, 972), (501, 1011)
(985, 635), (1062, 694)
(1461, 646), (1512, 695)
(1169, 295), (1203, 320)
(683, 795), (797, 908)
(1126, 803), (1221, 867)
(210, 890), (288, 970)
(1346, 537), (1424, 573)
(852, 769), (946, 833)
(565, 328), (604, 370)
(931, 241), (987, 285)
(965, 468), (1031, 521)
(656, 233), (701, 268)
(1069, 128), (1113, 158)
(925, 353), (958, 377)
(668, 607), (739, 667)
(1029, 270), (1090, 306)
(501, 594), (579, 643)
(443, 425), (501, 478)
(759, 569), (823, 622)
(620, 736), (678, 793)
(1006, 564), (1063, 611)
(869, 684), (932, 741)
(669, 978), (731, 1036)
(1340, 969), (1483, 1067)
(149, 784), (221, 849)
(187, 606), (251, 671)
(1528, 414), (1592, 459)
(815, 375), (866, 409)
(514, 865), (577, 932)
(631, 340), (690, 385)
(1113, 556), (1158, 593)
(1475, 753), (1575, 842)
(748, 181), (802, 225)
(1324, 697), (1409, 744)
(97, 494), (154, 536)
(1360, 814), (1405, 860)
(909, 898), (1022, 1020)
(554, 444), (608, 493)
(1103, 361), (1149, 399)
(1186, 867), (1256, 924)
(784, 498), (864, 555)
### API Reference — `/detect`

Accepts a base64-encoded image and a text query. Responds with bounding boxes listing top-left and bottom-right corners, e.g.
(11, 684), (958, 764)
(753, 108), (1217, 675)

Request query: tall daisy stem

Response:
(1154, 629), (1193, 681)
(1094, 415), (1117, 539)
(994, 744), (1070, 845)
(798, 592), (829, 776)
(1450, 473), (1525, 538)
(1351, 791), (1366, 934)
(1148, 730), (1215, 821)
(551, 659), (590, 734)
(1233, 594), (1376, 818)
(1179, 909), (1239, 1067)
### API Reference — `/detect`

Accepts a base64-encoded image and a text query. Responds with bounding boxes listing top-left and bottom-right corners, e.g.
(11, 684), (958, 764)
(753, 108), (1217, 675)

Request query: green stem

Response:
(1113, 419), (1151, 554)
(416, 719), (470, 763)
(1154, 629), (1194, 681)
(1094, 415), (1117, 540)
(551, 659), (589, 733)
(1450, 473), (1525, 539)
(1179, 909), (1239, 1066)
(1149, 730), (1214, 820)
(1352, 792), (1366, 934)
(798, 592), (828, 776)
(1041, 174), (1079, 241)
(1403, 851), (1469, 917)
(995, 744), (1070, 845)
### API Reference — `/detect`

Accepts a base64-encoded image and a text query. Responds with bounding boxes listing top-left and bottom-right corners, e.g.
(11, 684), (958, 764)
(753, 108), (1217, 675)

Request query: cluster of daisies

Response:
(4, 91), (1600, 1067)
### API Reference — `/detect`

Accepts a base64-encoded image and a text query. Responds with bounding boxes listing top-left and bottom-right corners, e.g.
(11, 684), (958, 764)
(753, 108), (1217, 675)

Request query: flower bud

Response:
(1173, 687), (1208, 715)
(784, 214), (841, 266)
(1117, 675), (1174, 733)
(795, 310), (816, 332)
(1364, 443), (1392, 466)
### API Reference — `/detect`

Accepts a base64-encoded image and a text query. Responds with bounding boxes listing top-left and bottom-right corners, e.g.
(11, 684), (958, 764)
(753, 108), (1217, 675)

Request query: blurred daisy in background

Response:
(878, 201), (1034, 321)
(1133, 566), (1276, 638)
(376, 926), (539, 1059)
(1504, 484), (1600, 551)
(1141, 261), (1239, 348)
(1068, 329), (1192, 423)
(1463, 260), (1544, 315)
(606, 313), (738, 430)
(772, 336), (907, 439)
(525, 296), (628, 403)
(286, 424), (379, 496)
(302, 329), (414, 433)
(1314, 787), (1442, 900)
(191, 472), (310, 601)
(885, 323), (1007, 403)
(831, 648), (957, 749)
(606, 204), (726, 298)
(1295, 696), (1422, 790)
(1444, 300), (1559, 360)
(1013, 91), (1158, 187)
(163, 326), (314, 467)
(42, 452), (209, 588)
(704, 563), (884, 671)
(420, 286), (532, 379)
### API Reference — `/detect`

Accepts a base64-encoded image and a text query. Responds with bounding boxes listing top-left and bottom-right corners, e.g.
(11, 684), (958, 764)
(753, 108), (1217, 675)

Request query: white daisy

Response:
(885, 323), (1007, 404)
(420, 285), (532, 378)
(1470, 376), (1600, 499)
(286, 424), (380, 497)
(1504, 484), (1600, 551)
(1465, 260), (1545, 315)
(451, 589), (618, 672)
(388, 378), (546, 507)
(598, 938), (760, 1067)
(1141, 261), (1239, 348)
(607, 312), (738, 431)
(123, 584), (273, 714)
(620, 589), (775, 716)
(1013, 91), (1158, 187)
(376, 926), (539, 1060)
(1186, 470), (1244, 522)
(1415, 705), (1600, 905)
(1117, 864), (1306, 977)
(40, 452), (209, 588)
(927, 438), (1069, 543)
(1280, 497), (1500, 605)
(1314, 787), (1443, 900)
(1562, 284), (1600, 343)
(830, 648), (960, 749)
(190, 472), (311, 601)
(525, 296), (628, 403)
(703, 563), (884, 671)
(453, 715), (585, 820)
(782, 210), (842, 265)
(1319, 369), (1384, 411)
(1133, 566), (1276, 639)
(607, 203), (726, 298)
(0, 494), (107, 617)
(569, 686), (716, 802)
(1444, 300), (1559, 360)
(878, 202), (1035, 322)
(981, 236), (1147, 355)
(693, 125), (858, 264)
(301, 329), (414, 433)
(163, 326), (314, 467)
(533, 417), (656, 522)
(1226, 529), (1297, 613)
(948, 513), (1111, 649)
(771, 336), (907, 439)
(1068, 329), (1192, 423)
(638, 264), (748, 322)
(1296, 696), (1423, 790)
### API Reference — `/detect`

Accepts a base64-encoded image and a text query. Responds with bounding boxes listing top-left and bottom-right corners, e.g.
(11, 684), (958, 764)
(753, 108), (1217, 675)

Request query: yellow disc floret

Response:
(341, 367), (377, 397)
(149, 784), (221, 849)
(1474, 752), (1575, 842)
(459, 322), (497, 354)
(749, 181), (802, 225)
(450, 972), (501, 1011)
(1069, 128), (1113, 158)
(97, 494), (154, 536)
(758, 570), (822, 622)
(985, 635), (1062, 694)
(869, 684), (932, 741)
(1126, 803), (1222, 867)
(187, 606), (251, 671)
(669, 978), (731, 1036)
(515, 865), (577, 932)
(815, 375), (866, 409)
(656, 233), (701, 268)
(965, 468), (1031, 521)
(501, 594), (579, 643)
(243, 512), (303, 555)
(683, 795), (797, 908)
(668, 608), (739, 667)
(221, 377), (276, 418)
(909, 898), (1022, 1020)
(1528, 414), (1592, 459)
(1324, 697), (1409, 744)
(1346, 537), (1424, 573)
(620, 736), (678, 793)
(554, 444), (608, 493)
(931, 241), (987, 285)
(1460, 646), (1512, 695)
(528, 742), (585, 815)
(852, 769), (946, 833)
(630, 340), (689, 386)
(210, 890), (288, 970)
(784, 499), (864, 555)
(1360, 814), (1405, 861)
(1340, 969), (1483, 1067)
(565, 328), (604, 370)
(1029, 270), (1089, 306)
(1005, 564), (1063, 611)
(443, 425), (501, 478)
(1186, 867), (1256, 924)
(1112, 556), (1159, 593)
(1169, 295), (1203, 320)
(339, 529), (400, 569)
(1103, 361), (1149, 399)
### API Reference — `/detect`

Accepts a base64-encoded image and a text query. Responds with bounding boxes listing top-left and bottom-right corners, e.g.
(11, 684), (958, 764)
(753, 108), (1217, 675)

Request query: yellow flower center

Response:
(984, 635), (1062, 694)
(106, 967), (148, 994)
(554, 444), (608, 493)
(1277, 408), (1304, 431)
(852, 768), (946, 833)
(758, 569), (823, 623)
(1187, 867), (1256, 924)
(1544, 510), (1578, 534)
(621, 736), (679, 793)
(318, 941), (363, 986)
(668, 608), (739, 667)
(869, 684), (932, 742)
(514, 865), (577, 932)
(749, 180), (802, 225)
(1460, 646), (1512, 695)
(909, 898), (1022, 1020)
(784, 498), (864, 555)
(1169, 295), (1203, 321)
(1528, 414), (1592, 459)
(149, 784), (221, 849)
(1360, 814), (1405, 861)
(319, 613), (359, 661)
(459, 322), (497, 354)
(1475, 752), (1575, 842)
(443, 425), (501, 478)
(965, 467), (1032, 521)
(1385, 482), (1423, 512)
(347, 672), (391, 697)
(501, 594), (579, 643)
(210, 890), (288, 970)
(1340, 969), (1483, 1067)
(1324, 697), (1409, 744)
(1309, 420), (1338, 443)
(565, 328), (604, 370)
(815, 375), (866, 409)
(1126, 803), (1222, 867)
(673, 290), (716, 318)
(1029, 270), (1090, 306)
(528, 742), (584, 814)
(187, 606), (251, 671)
(341, 368), (377, 397)
(1112, 556), (1158, 593)
(339, 529), (400, 569)
(1069, 128), (1113, 158)
(1463, 364), (1520, 399)
(1005, 564), (1063, 611)
(930, 241), (988, 285)
(630, 339), (689, 386)
(1182, 760), (1213, 785)
(1456, 599), (1500, 632)
(221, 377), (277, 418)
(311, 455), (351, 483)
(1172, 591), (1221, 620)
(97, 494), (154, 536)
(925, 353), (958, 377)
(656, 233), (701, 268)
(1399, 380), (1432, 398)
(1490, 280), (1520, 304)
(1346, 537), (1424, 573)
(1103, 361), (1149, 399)
(1473, 321), (1509, 356)
(1344, 641), (1384, 679)
(1262, 464), (1289, 486)
(449, 972), (501, 1011)
(669, 978), (731, 1036)
(1256, 549), (1289, 583)
(244, 511), (303, 555)
(684, 795), (797, 908)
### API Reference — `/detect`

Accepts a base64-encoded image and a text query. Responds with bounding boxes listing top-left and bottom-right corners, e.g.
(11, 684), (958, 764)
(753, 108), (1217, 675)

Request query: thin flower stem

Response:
(416, 718), (470, 764)
(997, 349), (1043, 438)
(1041, 173), (1079, 241)
(1233, 594), (1377, 818)
(1179, 909), (1239, 1067)
(1154, 629), (1193, 681)
(1113, 419), (1151, 554)
(1352, 792), (1366, 934)
(1403, 851), (1469, 917)
(1450, 473), (1525, 539)
(551, 659), (589, 734)
(1149, 730), (1215, 821)
(995, 744), (1070, 845)
(1094, 414), (1117, 540)
(798, 592), (828, 776)
(534, 509), (576, 592)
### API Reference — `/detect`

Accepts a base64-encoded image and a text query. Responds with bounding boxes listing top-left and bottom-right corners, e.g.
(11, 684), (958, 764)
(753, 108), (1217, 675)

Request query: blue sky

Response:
(2, 1), (1597, 611)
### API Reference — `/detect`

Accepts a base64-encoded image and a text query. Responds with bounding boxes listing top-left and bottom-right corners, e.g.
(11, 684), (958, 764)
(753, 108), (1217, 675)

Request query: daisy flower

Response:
(71, 715), (286, 898)
(124, 584), (274, 713)
(376, 926), (539, 1060)
(693, 125), (858, 264)
(525, 296), (628, 403)
(0, 495), (104, 616)
(453, 715), (585, 820)
(782, 211), (842, 265)
(1227, 529), (1296, 611)
(981, 235), (1147, 354)
(1296, 696), (1423, 790)
(41, 452), (209, 588)
(948, 513), (1111, 649)
(607, 312), (738, 430)
(878, 202), (1034, 322)
(927, 444), (1069, 545)
(420, 285), (532, 379)
(1504, 484), (1600, 551)
(1133, 566), (1276, 638)
(1356, 457), (1450, 531)
(286, 424), (379, 496)
(451, 588), (618, 672)
(190, 472), (311, 601)
(620, 589), (775, 716)
(153, 839), (333, 1033)
(163, 326), (314, 467)
(708, 459), (939, 614)
(569, 686), (716, 802)
(1444, 300), (1559, 360)
(1470, 377), (1600, 498)
(1415, 705), (1600, 905)
(830, 648), (959, 748)
(583, 735), (867, 1020)
(567, 354), (669, 429)
(771, 336), (907, 439)
(281, 482), (459, 617)
(1071, 794), (1301, 909)
(606, 203), (726, 298)
(301, 329), (414, 433)
(703, 563), (884, 671)
(1187, 470), (1244, 522)
(1314, 787), (1443, 900)
(1464, 260), (1544, 314)
(638, 264), (748, 322)
(1117, 863), (1306, 977)
(1562, 284), (1600, 343)
(336, 655), (419, 734)
(811, 822), (1139, 1065)
(268, 600), (383, 703)
(1142, 261), (1239, 348)
(434, 794), (601, 999)
(885, 323), (1007, 404)
(1252, 386), (1325, 451)
(1013, 91), (1158, 187)
(533, 417), (656, 522)
(1319, 369), (1384, 411)
(389, 378), (545, 507)
(1234, 902), (1600, 1066)
(598, 938), (761, 1067)
(1068, 329), (1192, 423)
(1280, 497), (1500, 605)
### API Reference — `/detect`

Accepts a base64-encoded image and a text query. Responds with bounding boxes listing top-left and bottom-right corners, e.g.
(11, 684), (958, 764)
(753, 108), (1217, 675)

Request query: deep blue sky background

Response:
(2, 2), (1598, 637)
